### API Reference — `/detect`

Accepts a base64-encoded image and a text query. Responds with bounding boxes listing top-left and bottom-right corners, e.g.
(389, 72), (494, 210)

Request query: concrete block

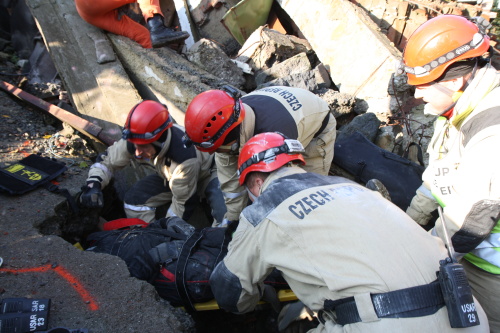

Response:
(186, 38), (245, 89)
(237, 27), (312, 72)
(108, 34), (232, 126)
(255, 52), (312, 86)
(276, 0), (402, 114)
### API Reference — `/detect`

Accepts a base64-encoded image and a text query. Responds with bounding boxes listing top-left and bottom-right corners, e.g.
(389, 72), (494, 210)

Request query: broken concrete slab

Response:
(257, 63), (332, 93)
(255, 52), (312, 86)
(25, 0), (142, 144)
(186, 38), (245, 89)
(28, 36), (58, 84)
(317, 89), (356, 119)
(276, 0), (403, 114)
(108, 34), (232, 126)
(237, 27), (312, 72)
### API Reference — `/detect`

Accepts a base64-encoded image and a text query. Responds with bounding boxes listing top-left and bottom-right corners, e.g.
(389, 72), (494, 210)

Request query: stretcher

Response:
(185, 289), (297, 311)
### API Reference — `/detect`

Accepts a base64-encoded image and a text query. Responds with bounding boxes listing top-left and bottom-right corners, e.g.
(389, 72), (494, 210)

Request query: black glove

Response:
(79, 181), (104, 208)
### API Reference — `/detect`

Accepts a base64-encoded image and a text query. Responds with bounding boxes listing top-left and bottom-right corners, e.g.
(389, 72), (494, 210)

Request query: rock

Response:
(317, 89), (356, 118)
(257, 63), (332, 93)
(236, 27), (312, 72)
(337, 112), (381, 142)
(255, 52), (312, 86)
(186, 38), (245, 89)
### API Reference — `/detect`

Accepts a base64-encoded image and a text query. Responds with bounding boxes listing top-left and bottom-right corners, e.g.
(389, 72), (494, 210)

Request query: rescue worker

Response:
(75, 0), (190, 48)
(209, 132), (489, 332)
(400, 15), (500, 331)
(183, 85), (336, 227)
(79, 100), (226, 225)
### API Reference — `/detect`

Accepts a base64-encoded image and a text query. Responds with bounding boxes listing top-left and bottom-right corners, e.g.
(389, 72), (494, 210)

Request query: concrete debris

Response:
(236, 27), (312, 72)
(257, 63), (332, 93)
(255, 52), (313, 86)
(87, 31), (116, 64)
(27, 37), (58, 84)
(108, 34), (230, 126)
(316, 89), (356, 119)
(336, 112), (382, 143)
(186, 38), (245, 89)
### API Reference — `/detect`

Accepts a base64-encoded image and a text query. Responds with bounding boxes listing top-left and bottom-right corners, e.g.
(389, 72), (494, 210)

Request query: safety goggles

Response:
(237, 137), (305, 176)
(183, 85), (242, 149)
(122, 116), (171, 141)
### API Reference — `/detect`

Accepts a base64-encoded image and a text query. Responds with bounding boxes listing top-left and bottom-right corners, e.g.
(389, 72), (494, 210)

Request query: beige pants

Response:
(463, 259), (500, 333)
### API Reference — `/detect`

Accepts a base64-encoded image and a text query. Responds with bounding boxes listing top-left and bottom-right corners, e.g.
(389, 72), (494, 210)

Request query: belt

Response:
(320, 280), (445, 325)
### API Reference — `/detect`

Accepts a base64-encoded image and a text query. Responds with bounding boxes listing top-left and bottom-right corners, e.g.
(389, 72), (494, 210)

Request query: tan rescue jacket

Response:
(210, 167), (489, 331)
(87, 125), (216, 219)
(216, 86), (336, 221)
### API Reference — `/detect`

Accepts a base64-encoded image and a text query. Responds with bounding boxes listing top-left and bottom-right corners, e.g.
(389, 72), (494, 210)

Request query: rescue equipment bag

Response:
(0, 154), (67, 195)
(332, 131), (424, 211)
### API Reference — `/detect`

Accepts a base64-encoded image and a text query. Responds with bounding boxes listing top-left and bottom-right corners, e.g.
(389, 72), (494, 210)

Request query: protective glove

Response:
(278, 301), (314, 332)
(79, 181), (104, 208)
(406, 185), (438, 226)
(406, 205), (433, 226)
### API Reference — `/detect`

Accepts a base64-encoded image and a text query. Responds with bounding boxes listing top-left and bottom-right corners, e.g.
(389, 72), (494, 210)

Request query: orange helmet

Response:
(237, 132), (305, 185)
(401, 15), (490, 85)
(122, 100), (173, 144)
(183, 85), (245, 153)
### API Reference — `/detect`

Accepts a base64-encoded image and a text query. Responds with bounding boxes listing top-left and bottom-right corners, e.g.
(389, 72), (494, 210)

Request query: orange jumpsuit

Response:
(75, 0), (163, 48)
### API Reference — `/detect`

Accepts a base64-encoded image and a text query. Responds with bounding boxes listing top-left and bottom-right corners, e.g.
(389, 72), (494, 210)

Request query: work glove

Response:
(406, 205), (433, 226)
(79, 181), (104, 208)
(278, 301), (314, 332)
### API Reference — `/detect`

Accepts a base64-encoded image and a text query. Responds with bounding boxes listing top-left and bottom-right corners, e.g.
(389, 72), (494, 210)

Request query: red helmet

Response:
(183, 85), (245, 153)
(237, 132), (305, 185)
(401, 15), (490, 85)
(122, 100), (173, 144)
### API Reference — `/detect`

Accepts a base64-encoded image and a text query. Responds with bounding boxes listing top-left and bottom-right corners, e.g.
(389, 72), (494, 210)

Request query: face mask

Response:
(245, 186), (259, 202)
(420, 82), (457, 116)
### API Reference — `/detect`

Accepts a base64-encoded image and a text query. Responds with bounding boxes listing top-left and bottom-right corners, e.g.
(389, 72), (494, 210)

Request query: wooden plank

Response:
(0, 80), (115, 146)
(25, 0), (142, 144)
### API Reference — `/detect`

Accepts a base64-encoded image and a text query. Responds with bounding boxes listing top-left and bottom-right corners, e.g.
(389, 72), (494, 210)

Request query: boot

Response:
(146, 14), (190, 48)
(366, 179), (391, 202)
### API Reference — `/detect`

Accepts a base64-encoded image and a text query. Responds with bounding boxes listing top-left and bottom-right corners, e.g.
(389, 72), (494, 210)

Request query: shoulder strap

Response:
(175, 229), (204, 312)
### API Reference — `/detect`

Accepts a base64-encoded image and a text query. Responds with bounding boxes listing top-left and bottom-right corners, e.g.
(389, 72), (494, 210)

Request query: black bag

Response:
(151, 225), (235, 311)
(333, 131), (425, 211)
(0, 154), (67, 195)
(86, 219), (186, 281)
(86, 218), (289, 311)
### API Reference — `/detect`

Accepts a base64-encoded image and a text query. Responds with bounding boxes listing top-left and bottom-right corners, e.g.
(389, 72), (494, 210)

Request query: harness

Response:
(319, 280), (445, 325)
